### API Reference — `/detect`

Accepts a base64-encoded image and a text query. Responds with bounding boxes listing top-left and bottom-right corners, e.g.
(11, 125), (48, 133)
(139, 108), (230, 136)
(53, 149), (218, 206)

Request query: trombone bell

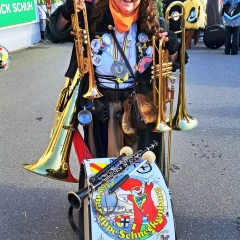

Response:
(155, 121), (172, 132)
(22, 152), (78, 183)
(172, 114), (198, 131)
(22, 81), (81, 183)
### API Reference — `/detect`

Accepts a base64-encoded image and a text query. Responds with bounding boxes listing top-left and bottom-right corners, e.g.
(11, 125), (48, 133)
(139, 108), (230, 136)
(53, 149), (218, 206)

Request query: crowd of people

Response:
(163, 0), (240, 54)
(37, 0), (64, 40)
(39, 1), (240, 52)
(222, 0), (240, 55)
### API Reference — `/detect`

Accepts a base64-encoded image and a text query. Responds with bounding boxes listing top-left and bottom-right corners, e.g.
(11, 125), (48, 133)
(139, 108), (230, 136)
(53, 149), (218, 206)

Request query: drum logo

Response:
(91, 176), (169, 239)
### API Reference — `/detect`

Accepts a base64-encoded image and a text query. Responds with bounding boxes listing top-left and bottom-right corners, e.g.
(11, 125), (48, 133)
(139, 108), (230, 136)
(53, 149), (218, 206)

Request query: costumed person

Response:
(163, 0), (186, 38)
(37, 0), (48, 40)
(184, 0), (201, 49)
(119, 178), (167, 235)
(222, 0), (240, 55)
(206, 0), (223, 28)
(50, 0), (64, 13)
(193, 0), (207, 45)
(45, 0), (181, 169)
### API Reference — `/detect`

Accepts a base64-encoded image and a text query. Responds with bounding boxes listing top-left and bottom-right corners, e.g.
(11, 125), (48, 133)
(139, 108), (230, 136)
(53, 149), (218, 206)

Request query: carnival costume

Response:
(45, 0), (179, 170)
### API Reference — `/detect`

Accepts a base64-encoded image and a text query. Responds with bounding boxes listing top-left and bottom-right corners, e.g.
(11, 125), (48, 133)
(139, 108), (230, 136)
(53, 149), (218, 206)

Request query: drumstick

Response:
(89, 146), (133, 183)
(108, 151), (156, 194)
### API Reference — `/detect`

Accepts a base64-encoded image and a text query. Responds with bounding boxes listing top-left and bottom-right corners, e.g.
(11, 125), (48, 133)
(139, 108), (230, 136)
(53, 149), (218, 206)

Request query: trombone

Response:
(151, 1), (198, 184)
(165, 1), (198, 131)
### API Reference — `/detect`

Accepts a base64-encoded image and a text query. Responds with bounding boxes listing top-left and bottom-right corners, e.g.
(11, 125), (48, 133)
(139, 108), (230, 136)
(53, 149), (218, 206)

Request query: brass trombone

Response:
(165, 1), (198, 131)
(151, 1), (198, 184)
(151, 1), (198, 133)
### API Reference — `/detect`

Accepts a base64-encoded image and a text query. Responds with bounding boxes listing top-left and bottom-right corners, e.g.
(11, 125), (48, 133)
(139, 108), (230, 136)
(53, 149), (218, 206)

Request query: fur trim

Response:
(135, 91), (158, 124)
(121, 91), (158, 135)
(122, 99), (137, 135)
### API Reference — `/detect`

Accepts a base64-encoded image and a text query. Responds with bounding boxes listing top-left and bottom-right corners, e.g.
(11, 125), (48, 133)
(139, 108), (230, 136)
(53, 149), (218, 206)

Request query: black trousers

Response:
(224, 26), (240, 55)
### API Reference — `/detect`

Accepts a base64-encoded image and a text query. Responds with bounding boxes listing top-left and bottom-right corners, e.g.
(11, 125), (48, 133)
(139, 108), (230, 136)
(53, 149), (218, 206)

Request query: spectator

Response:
(184, 0), (200, 49)
(222, 0), (240, 55)
(37, 0), (48, 40)
(163, 0), (185, 36)
(206, 0), (223, 28)
(50, 0), (64, 13)
(193, 0), (207, 45)
(37, 0), (64, 40)
(239, 34), (240, 49)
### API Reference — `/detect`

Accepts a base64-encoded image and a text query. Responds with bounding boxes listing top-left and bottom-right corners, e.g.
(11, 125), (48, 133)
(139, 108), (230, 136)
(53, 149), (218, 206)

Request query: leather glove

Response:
(61, 0), (75, 20)
(165, 30), (179, 55)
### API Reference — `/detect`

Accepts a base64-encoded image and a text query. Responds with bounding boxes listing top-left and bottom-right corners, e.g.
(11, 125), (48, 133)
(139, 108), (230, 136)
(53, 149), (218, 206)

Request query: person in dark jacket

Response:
(163, 0), (185, 38)
(206, 0), (223, 28)
(222, 0), (240, 55)
(45, 0), (180, 170)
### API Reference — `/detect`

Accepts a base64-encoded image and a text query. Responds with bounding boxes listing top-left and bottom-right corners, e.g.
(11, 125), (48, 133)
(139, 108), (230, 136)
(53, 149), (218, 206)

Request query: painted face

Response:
(113, 0), (141, 15)
(131, 186), (144, 197)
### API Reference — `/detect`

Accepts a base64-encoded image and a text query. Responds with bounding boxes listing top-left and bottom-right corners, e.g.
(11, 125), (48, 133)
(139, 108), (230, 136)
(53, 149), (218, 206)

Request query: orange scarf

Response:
(109, 0), (139, 33)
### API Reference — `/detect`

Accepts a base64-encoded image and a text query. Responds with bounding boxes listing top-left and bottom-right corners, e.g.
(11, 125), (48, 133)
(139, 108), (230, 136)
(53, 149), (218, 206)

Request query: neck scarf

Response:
(109, 0), (139, 33)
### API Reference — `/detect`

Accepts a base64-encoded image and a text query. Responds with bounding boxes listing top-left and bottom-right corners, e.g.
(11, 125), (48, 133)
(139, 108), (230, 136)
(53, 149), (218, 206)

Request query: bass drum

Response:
(74, 157), (176, 240)
(203, 24), (226, 49)
(0, 45), (10, 70)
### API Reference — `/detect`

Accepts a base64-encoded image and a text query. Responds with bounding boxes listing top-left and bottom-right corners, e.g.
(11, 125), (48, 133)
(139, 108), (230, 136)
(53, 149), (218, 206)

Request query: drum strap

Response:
(68, 164), (86, 239)
(68, 206), (80, 235)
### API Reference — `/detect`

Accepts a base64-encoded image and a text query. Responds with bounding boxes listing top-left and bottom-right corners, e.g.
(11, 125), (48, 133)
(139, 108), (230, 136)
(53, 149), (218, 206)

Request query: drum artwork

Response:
(203, 24), (226, 49)
(0, 45), (10, 71)
(80, 156), (175, 240)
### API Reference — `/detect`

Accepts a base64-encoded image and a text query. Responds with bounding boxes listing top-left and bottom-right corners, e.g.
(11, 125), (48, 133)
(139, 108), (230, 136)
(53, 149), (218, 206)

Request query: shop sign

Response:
(0, 0), (36, 28)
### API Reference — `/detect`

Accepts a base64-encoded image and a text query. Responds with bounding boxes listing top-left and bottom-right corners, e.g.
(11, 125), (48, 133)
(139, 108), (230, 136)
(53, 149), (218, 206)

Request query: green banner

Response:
(0, 0), (37, 28)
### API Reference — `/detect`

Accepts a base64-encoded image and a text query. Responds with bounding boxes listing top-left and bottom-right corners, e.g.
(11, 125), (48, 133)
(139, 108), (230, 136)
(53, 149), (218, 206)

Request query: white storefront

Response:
(0, 0), (41, 52)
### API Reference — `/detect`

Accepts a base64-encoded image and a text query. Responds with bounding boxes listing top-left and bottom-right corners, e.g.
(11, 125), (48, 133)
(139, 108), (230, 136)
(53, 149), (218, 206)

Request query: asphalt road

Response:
(0, 38), (240, 240)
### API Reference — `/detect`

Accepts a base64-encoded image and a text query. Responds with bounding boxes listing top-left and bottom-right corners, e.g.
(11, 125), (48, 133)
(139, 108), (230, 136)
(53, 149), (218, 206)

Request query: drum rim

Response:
(206, 24), (225, 29)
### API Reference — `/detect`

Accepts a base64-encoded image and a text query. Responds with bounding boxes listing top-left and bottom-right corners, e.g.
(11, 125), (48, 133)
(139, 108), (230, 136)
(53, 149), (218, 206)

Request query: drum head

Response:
(83, 157), (176, 239)
(203, 24), (226, 49)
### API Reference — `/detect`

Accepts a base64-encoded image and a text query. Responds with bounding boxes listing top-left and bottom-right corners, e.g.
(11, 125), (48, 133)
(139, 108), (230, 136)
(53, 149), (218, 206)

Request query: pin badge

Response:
(138, 33), (148, 43)
(90, 39), (101, 51)
(92, 55), (104, 66)
(138, 56), (152, 74)
(102, 33), (111, 45)
(100, 42), (107, 51)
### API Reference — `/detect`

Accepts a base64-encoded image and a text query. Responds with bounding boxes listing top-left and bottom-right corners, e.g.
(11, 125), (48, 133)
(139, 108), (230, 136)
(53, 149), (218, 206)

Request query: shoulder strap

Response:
(111, 30), (140, 93)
